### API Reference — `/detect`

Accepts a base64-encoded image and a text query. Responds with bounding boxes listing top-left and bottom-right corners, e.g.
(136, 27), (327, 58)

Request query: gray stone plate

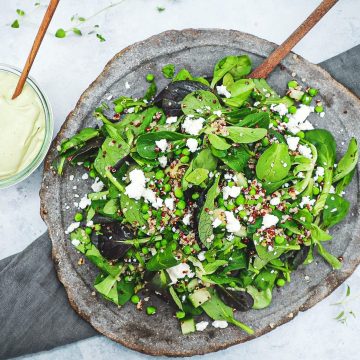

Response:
(40, 29), (360, 356)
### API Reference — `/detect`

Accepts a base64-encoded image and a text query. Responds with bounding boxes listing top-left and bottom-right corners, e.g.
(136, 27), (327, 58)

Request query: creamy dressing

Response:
(0, 71), (45, 179)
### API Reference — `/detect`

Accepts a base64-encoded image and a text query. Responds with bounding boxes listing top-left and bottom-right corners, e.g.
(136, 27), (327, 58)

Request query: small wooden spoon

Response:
(248, 0), (339, 79)
(12, 0), (60, 99)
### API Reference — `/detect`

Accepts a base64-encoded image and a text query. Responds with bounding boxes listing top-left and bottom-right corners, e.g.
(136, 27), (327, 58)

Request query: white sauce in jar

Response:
(0, 71), (45, 179)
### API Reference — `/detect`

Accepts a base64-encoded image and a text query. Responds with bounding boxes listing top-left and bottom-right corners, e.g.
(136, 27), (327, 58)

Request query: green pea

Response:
(146, 73), (155, 82)
(218, 197), (225, 206)
(239, 210), (247, 218)
(277, 278), (286, 287)
(226, 202), (235, 211)
(85, 227), (92, 235)
(164, 183), (171, 192)
(288, 80), (298, 88)
(229, 281), (237, 288)
(288, 106), (297, 114)
(174, 148), (182, 156)
(74, 213), (83, 222)
(124, 276), (132, 282)
(155, 242), (161, 249)
(171, 242), (177, 251)
(114, 104), (124, 113)
(143, 213), (150, 220)
(182, 148), (190, 156)
(177, 199), (186, 210)
(173, 233), (180, 240)
(235, 195), (245, 205)
(83, 161), (91, 168)
(180, 155), (190, 164)
(228, 181), (234, 187)
(301, 94), (312, 105)
(249, 188), (256, 196)
(313, 187), (320, 195)
(94, 224), (101, 231)
(146, 306), (157, 315)
(193, 244), (201, 252)
(155, 170), (164, 180)
(285, 229), (293, 236)
(175, 209), (184, 217)
(283, 116), (289, 123)
(296, 131), (305, 139)
(161, 239), (168, 247)
(183, 245), (192, 254)
(174, 188), (184, 198)
(176, 311), (186, 319)
(271, 120), (278, 127)
(131, 295), (140, 304)
(275, 235), (285, 245)
(308, 88), (318, 96)
(315, 105), (324, 113)
(191, 192), (200, 200)
(141, 203), (149, 213)
(142, 247), (149, 255)
(89, 169), (96, 178)
(317, 176), (324, 183)
(262, 137), (270, 147)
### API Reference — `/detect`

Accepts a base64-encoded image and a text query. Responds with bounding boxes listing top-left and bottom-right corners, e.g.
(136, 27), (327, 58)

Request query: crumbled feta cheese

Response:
(86, 220), (94, 227)
(213, 110), (222, 117)
(299, 196), (316, 208)
(285, 105), (314, 134)
(125, 81), (131, 89)
(212, 320), (228, 329)
(65, 222), (80, 234)
(197, 251), (206, 261)
(91, 177), (104, 192)
(225, 211), (241, 233)
(319, 112), (325, 118)
(183, 213), (192, 225)
(166, 263), (195, 284)
(125, 169), (147, 200)
(329, 186), (336, 194)
(186, 138), (199, 153)
(314, 166), (324, 180)
(298, 145), (312, 159)
(262, 214), (279, 229)
(71, 239), (81, 247)
(158, 155), (167, 168)
(166, 116), (178, 124)
(82, 173), (89, 180)
(79, 195), (91, 209)
(223, 186), (241, 200)
(270, 197), (281, 206)
(69, 175), (74, 181)
(155, 139), (168, 152)
(286, 136), (300, 151)
(143, 188), (163, 209)
(182, 117), (205, 135)
(196, 321), (209, 331)
(271, 103), (288, 116)
(216, 85), (231, 98)
(212, 218), (223, 228)
(165, 198), (174, 211)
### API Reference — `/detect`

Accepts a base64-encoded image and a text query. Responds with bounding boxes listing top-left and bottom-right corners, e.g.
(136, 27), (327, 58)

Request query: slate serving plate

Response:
(40, 29), (360, 356)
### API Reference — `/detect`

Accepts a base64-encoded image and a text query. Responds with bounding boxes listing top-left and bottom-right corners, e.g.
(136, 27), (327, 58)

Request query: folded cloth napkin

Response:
(0, 45), (359, 360)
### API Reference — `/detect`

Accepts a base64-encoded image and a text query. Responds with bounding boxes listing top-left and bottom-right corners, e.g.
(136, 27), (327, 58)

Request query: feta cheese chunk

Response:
(298, 144), (312, 159)
(216, 85), (231, 98)
(183, 213), (192, 225)
(262, 214), (279, 229)
(186, 138), (199, 153)
(271, 103), (288, 116)
(165, 198), (174, 211)
(212, 320), (228, 329)
(155, 139), (168, 152)
(91, 177), (104, 192)
(299, 196), (316, 208)
(270, 197), (281, 206)
(286, 136), (300, 151)
(158, 155), (167, 168)
(166, 116), (178, 124)
(196, 321), (209, 331)
(166, 263), (195, 284)
(212, 218), (223, 228)
(222, 186), (241, 200)
(225, 211), (241, 233)
(65, 222), (80, 234)
(78, 195), (91, 209)
(182, 117), (205, 135)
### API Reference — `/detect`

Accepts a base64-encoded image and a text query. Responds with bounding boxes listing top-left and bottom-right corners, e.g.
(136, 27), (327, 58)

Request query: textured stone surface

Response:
(40, 29), (360, 356)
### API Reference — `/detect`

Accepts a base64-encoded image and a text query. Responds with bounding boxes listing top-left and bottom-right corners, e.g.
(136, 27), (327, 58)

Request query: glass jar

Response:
(0, 64), (54, 189)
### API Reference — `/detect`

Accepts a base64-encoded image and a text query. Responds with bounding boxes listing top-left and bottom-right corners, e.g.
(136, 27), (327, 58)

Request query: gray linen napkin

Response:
(0, 45), (359, 360)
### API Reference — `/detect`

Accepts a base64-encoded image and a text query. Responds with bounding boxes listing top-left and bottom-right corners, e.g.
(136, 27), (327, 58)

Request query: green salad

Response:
(54, 54), (358, 335)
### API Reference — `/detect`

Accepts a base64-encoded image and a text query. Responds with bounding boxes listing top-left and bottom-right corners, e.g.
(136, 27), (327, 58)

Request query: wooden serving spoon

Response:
(249, 0), (339, 79)
(12, 0), (60, 99)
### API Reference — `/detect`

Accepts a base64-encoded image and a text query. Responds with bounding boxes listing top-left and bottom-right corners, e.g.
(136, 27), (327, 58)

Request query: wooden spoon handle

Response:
(248, 0), (339, 79)
(12, 0), (60, 99)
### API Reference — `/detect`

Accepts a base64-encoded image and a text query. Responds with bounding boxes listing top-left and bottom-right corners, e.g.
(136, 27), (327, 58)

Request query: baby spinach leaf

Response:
(162, 64), (175, 79)
(136, 131), (189, 159)
(201, 288), (254, 334)
(181, 90), (221, 115)
(216, 286), (254, 311)
(223, 90), (253, 108)
(94, 274), (118, 303)
(305, 129), (336, 166)
(94, 136), (130, 177)
(60, 128), (100, 154)
(103, 199), (118, 215)
(144, 81), (157, 101)
(193, 148), (218, 171)
(220, 146), (250, 172)
(211, 55), (252, 87)
(238, 112), (270, 128)
(253, 79), (280, 100)
(203, 260), (228, 274)
(323, 194), (350, 228)
(146, 243), (179, 271)
(316, 242), (342, 270)
(256, 143), (291, 182)
(226, 127), (267, 143)
(246, 285), (272, 309)
(120, 193), (146, 226)
(208, 133), (231, 150)
(223, 73), (234, 88)
(333, 138), (358, 183)
(227, 79), (255, 97)
(198, 176), (220, 247)
(173, 69), (193, 81)
(262, 176), (295, 194)
(310, 224), (332, 242)
(336, 168), (355, 195)
(186, 168), (209, 185)
(117, 279), (135, 305)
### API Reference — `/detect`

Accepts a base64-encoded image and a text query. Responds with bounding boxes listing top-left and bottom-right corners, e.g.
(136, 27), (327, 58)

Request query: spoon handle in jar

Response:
(12, 0), (60, 99)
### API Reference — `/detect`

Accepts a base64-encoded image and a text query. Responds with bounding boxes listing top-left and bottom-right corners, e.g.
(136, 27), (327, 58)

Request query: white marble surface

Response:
(0, 0), (359, 359)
